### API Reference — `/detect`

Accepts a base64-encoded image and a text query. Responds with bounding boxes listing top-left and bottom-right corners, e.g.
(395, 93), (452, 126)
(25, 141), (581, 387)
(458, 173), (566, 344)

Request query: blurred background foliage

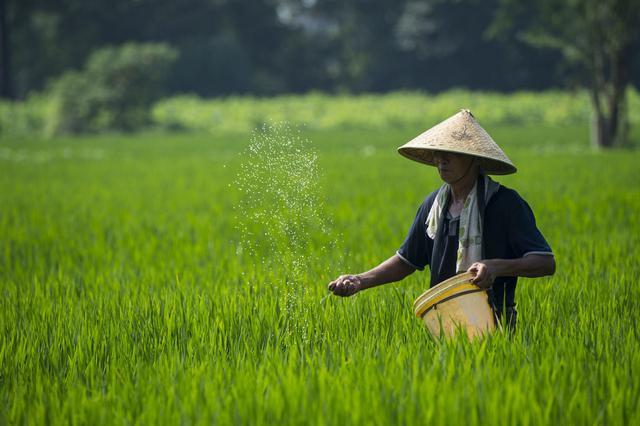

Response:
(47, 43), (177, 134)
(0, 0), (591, 98)
(0, 0), (638, 143)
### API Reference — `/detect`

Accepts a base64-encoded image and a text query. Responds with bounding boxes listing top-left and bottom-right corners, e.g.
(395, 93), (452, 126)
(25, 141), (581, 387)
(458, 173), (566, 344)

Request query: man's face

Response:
(432, 151), (476, 184)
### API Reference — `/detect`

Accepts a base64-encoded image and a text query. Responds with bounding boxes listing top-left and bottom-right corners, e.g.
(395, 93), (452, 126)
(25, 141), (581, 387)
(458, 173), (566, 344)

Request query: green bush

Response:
(47, 42), (178, 135)
(0, 94), (53, 137)
(1, 87), (638, 138)
(152, 89), (640, 134)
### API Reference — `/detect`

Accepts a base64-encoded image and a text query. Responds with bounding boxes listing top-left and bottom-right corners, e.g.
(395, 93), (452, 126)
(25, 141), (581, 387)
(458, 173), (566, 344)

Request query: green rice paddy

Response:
(1, 123), (639, 424)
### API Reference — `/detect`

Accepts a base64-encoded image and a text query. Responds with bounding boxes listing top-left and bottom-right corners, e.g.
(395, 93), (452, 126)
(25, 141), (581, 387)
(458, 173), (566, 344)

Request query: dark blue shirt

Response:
(435, 213), (460, 285)
(396, 185), (553, 311)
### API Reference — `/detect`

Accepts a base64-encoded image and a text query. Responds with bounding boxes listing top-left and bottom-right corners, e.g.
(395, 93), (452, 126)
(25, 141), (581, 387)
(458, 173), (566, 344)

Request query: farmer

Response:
(328, 109), (555, 327)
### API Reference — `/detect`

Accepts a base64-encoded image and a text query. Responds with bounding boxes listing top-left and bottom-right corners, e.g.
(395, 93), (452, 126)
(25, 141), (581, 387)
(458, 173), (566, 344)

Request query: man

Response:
(328, 109), (555, 327)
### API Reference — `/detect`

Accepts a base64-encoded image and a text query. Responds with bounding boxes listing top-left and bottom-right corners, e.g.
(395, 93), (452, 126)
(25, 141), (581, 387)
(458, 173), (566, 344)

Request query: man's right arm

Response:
(328, 254), (416, 297)
(328, 193), (435, 297)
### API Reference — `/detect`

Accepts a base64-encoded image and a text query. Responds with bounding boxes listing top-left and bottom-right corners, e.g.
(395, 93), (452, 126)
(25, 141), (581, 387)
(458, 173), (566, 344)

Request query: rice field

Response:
(1, 123), (640, 424)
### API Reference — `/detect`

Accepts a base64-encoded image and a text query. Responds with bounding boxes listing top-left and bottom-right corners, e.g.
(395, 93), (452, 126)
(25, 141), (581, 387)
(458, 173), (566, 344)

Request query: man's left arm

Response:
(471, 189), (555, 289)
(468, 255), (556, 289)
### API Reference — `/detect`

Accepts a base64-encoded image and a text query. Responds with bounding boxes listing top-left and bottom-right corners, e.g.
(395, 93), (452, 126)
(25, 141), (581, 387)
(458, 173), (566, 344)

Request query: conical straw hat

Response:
(397, 109), (516, 175)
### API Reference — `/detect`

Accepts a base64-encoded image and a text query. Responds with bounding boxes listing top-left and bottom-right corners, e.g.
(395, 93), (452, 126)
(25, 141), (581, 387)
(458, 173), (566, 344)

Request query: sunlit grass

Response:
(1, 125), (639, 424)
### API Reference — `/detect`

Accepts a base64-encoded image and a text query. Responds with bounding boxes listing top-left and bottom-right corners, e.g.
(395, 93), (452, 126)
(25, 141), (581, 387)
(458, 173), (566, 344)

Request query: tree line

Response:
(1, 0), (638, 146)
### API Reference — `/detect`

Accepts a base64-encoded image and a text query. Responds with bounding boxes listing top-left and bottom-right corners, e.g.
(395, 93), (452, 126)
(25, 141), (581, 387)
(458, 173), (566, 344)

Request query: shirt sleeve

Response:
(506, 192), (553, 258)
(396, 198), (432, 271)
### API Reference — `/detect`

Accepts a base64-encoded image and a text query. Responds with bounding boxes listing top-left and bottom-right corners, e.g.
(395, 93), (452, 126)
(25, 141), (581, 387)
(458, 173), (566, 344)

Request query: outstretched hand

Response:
(328, 274), (363, 297)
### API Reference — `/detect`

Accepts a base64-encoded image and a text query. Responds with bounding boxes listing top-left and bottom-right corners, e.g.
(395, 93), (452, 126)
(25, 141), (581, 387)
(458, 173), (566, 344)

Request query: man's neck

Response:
(450, 174), (479, 204)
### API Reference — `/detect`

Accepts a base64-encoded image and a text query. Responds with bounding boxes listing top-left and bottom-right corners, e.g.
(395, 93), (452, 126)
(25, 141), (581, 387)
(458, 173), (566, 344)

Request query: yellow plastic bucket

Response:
(413, 272), (497, 339)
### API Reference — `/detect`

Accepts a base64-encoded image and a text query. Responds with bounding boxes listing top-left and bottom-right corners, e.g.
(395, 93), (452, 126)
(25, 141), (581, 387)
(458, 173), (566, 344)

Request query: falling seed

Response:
(233, 122), (338, 342)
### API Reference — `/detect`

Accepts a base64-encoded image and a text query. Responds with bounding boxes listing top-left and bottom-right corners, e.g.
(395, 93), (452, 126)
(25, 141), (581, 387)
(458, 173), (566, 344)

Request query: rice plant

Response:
(1, 123), (639, 424)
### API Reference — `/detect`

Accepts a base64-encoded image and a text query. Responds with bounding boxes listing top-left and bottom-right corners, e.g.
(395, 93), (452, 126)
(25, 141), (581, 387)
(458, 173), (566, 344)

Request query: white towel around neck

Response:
(426, 175), (500, 273)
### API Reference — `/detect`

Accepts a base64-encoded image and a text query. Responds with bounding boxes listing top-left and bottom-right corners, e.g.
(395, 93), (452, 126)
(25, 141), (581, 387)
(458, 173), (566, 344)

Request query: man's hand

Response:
(328, 274), (363, 297)
(467, 261), (496, 289)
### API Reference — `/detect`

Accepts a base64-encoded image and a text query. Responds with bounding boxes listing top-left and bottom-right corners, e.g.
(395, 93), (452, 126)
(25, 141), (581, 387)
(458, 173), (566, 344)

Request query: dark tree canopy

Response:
(492, 0), (640, 146)
(1, 0), (638, 100)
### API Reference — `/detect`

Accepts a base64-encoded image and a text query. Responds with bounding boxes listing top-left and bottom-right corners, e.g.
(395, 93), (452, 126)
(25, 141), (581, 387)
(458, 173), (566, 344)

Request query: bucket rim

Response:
(413, 272), (481, 317)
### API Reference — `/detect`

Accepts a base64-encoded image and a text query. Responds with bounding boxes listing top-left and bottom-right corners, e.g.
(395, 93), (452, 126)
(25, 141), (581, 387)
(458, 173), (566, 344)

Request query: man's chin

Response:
(438, 173), (453, 184)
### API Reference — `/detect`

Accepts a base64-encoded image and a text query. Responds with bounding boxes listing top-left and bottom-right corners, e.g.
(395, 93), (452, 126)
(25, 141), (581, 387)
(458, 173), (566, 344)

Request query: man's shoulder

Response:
(487, 185), (538, 223)
(419, 188), (440, 210)
(490, 185), (526, 207)
(408, 188), (439, 220)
